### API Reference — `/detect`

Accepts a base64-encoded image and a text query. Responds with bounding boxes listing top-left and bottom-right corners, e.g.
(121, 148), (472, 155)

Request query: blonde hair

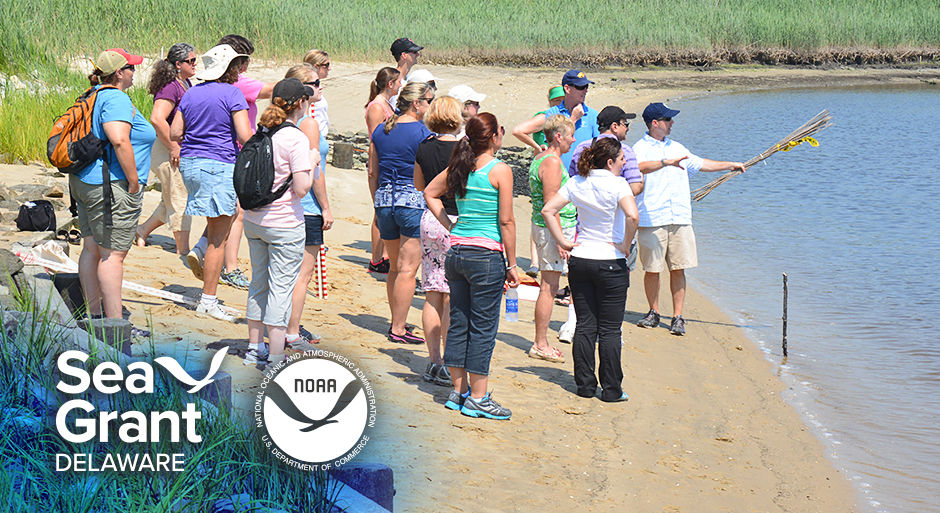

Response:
(385, 81), (431, 134)
(543, 114), (575, 145)
(285, 63), (316, 82)
(424, 96), (463, 134)
(303, 49), (329, 67)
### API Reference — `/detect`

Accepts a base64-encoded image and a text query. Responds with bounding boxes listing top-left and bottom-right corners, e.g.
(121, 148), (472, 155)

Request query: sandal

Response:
(67, 229), (82, 245)
(528, 345), (565, 363)
(56, 229), (69, 242)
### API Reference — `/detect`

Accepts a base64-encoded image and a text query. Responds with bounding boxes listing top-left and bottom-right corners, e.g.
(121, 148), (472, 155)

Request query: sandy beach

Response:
(5, 63), (923, 511)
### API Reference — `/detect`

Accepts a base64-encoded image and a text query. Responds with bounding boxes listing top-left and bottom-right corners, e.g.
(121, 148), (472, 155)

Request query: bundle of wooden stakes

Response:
(691, 110), (833, 202)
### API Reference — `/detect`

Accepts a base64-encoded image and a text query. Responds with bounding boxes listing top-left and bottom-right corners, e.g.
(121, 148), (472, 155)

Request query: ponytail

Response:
(259, 97), (304, 129)
(365, 67), (400, 108)
(576, 137), (622, 177)
(385, 81), (429, 134)
(445, 113), (500, 198)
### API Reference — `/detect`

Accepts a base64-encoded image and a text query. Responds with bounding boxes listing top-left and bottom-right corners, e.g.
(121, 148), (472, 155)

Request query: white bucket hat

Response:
(196, 44), (247, 81)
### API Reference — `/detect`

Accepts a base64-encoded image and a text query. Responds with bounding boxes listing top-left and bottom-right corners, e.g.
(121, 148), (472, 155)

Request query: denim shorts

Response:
(375, 206), (422, 240)
(179, 157), (237, 218)
(443, 245), (507, 376)
(304, 215), (324, 246)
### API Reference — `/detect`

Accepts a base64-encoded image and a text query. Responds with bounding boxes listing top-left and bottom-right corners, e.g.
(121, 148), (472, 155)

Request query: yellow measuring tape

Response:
(777, 136), (819, 152)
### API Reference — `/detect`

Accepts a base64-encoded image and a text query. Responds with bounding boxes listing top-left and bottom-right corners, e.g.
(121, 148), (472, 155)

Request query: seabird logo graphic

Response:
(264, 378), (363, 432)
(255, 351), (375, 468)
(155, 349), (226, 393)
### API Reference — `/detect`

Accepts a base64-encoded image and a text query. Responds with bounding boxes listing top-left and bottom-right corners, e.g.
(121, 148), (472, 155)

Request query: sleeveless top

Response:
(365, 97), (394, 139)
(297, 113), (322, 216)
(451, 159), (503, 246)
(529, 153), (577, 228)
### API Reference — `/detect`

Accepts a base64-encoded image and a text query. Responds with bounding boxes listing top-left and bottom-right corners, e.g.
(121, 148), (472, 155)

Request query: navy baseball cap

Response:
(642, 102), (680, 123)
(562, 69), (594, 87)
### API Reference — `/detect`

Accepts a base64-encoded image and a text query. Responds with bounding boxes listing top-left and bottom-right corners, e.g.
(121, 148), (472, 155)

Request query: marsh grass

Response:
(5, 0), (940, 65)
(0, 277), (342, 512)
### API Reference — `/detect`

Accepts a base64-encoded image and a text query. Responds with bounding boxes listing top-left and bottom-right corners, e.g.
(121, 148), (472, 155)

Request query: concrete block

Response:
(80, 318), (132, 356)
(331, 462), (394, 512)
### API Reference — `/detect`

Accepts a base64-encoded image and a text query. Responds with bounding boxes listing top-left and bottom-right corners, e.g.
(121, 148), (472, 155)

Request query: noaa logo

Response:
(254, 350), (376, 469)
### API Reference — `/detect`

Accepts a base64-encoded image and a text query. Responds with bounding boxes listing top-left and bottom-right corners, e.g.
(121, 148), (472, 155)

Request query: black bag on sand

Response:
(233, 122), (299, 210)
(16, 200), (56, 232)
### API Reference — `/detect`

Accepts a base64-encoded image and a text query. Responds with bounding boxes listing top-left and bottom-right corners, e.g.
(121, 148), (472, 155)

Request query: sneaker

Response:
(299, 326), (321, 344)
(186, 246), (205, 280)
(637, 309), (661, 329)
(670, 315), (686, 336)
(244, 344), (270, 365)
(558, 321), (575, 344)
(130, 325), (151, 338)
(604, 392), (630, 403)
(525, 265), (539, 278)
(197, 301), (237, 322)
(423, 363), (453, 387)
(287, 337), (319, 352)
(220, 267), (250, 290)
(368, 258), (390, 274)
(388, 328), (424, 344)
(444, 390), (466, 411)
(461, 392), (511, 420)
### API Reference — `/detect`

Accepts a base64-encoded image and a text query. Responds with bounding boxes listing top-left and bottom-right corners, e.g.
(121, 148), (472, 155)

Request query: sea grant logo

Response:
(255, 350), (376, 471)
(52, 350), (223, 472)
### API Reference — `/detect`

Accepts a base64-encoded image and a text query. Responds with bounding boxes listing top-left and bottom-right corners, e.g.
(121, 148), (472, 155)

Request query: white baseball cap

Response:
(448, 85), (486, 104)
(407, 69), (438, 85)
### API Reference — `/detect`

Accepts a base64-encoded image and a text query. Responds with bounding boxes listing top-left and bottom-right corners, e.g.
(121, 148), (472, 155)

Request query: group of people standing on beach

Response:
(70, 35), (744, 421)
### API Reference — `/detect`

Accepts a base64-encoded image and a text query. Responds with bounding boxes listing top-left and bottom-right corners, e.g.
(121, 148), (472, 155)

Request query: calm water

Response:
(623, 85), (940, 512)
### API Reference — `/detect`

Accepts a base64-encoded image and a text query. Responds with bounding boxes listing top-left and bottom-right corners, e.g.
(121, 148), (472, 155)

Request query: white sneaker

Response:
(558, 321), (575, 344)
(197, 301), (236, 322)
(244, 344), (270, 365)
(187, 246), (205, 280)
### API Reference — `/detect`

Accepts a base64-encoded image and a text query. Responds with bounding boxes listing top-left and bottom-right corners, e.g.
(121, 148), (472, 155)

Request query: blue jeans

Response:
(443, 245), (506, 376)
(567, 255), (629, 401)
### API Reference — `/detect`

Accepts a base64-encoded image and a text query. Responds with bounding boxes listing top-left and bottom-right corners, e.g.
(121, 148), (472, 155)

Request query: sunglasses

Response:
(304, 80), (321, 88)
(318, 62), (331, 68)
(499, 126), (506, 135)
(121, 64), (135, 71)
(182, 58), (197, 65)
(657, 117), (672, 122)
(417, 97), (434, 103)
(465, 101), (480, 109)
(571, 84), (589, 91)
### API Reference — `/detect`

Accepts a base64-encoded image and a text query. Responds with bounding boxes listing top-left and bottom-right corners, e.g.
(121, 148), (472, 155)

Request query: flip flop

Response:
(528, 345), (565, 363)
(67, 229), (82, 245)
(56, 229), (69, 242)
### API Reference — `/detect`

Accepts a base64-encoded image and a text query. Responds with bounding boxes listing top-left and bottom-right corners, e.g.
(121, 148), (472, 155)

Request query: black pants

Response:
(567, 255), (629, 401)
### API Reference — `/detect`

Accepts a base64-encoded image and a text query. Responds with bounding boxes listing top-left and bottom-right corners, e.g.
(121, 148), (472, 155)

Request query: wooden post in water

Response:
(782, 273), (788, 357)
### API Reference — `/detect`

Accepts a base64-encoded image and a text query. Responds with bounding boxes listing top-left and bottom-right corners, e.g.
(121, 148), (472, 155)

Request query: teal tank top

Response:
(452, 159), (502, 243)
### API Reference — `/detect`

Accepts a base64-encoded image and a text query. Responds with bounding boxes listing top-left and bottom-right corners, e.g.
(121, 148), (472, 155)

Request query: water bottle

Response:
(505, 287), (519, 322)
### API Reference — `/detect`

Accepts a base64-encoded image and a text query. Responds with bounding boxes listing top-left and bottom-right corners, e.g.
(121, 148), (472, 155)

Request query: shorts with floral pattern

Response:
(420, 209), (456, 293)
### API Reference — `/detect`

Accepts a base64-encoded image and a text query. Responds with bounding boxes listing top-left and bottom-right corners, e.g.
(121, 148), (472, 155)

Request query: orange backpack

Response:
(47, 85), (116, 173)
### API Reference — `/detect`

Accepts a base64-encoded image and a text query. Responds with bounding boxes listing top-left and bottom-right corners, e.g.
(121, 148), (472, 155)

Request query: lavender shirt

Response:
(153, 78), (191, 126)
(178, 82), (248, 164)
(567, 133), (642, 183)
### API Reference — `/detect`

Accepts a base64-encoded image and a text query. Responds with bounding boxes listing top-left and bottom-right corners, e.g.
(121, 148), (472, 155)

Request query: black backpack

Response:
(233, 122), (299, 210)
(15, 200), (56, 232)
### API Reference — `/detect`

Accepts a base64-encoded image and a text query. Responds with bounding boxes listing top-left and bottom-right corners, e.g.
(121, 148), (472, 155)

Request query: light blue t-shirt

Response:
(77, 87), (156, 185)
(544, 102), (599, 170)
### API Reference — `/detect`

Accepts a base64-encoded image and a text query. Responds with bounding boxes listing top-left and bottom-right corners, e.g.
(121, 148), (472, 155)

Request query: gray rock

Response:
(0, 184), (14, 202)
(44, 185), (64, 198)
(0, 248), (25, 276)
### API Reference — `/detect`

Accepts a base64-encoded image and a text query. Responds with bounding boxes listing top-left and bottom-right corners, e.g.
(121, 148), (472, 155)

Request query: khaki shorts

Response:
(532, 224), (576, 272)
(637, 224), (697, 272)
(70, 174), (143, 252)
(150, 140), (192, 232)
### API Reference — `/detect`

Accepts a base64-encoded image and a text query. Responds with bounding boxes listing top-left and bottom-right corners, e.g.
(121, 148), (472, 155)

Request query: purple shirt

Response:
(567, 133), (642, 183)
(179, 82), (248, 164)
(153, 78), (191, 126)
